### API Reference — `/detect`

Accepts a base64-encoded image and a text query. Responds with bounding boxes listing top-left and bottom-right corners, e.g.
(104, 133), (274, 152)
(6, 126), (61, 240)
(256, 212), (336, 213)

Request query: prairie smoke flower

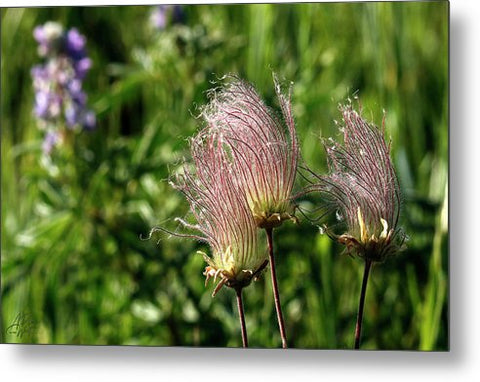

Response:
(169, 126), (268, 347)
(312, 104), (405, 262)
(201, 76), (299, 230)
(171, 131), (268, 296)
(306, 103), (406, 349)
(31, 22), (95, 153)
(200, 76), (297, 348)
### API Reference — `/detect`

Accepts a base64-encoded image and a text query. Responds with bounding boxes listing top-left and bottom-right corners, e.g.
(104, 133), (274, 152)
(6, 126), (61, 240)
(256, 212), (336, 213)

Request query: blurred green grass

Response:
(1, 2), (448, 349)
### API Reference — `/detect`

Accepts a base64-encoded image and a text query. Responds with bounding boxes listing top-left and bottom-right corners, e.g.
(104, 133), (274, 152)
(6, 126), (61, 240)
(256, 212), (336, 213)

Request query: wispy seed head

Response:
(171, 130), (268, 296)
(315, 104), (406, 262)
(201, 75), (299, 230)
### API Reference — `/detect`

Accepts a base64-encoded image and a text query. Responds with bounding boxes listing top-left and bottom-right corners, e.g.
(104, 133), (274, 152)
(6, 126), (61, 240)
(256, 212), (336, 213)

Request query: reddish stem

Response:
(266, 228), (288, 349)
(354, 259), (372, 349)
(235, 287), (248, 348)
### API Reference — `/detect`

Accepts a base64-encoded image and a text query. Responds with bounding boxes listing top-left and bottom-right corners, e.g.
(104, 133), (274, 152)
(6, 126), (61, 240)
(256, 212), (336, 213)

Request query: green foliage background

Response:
(1, 2), (448, 349)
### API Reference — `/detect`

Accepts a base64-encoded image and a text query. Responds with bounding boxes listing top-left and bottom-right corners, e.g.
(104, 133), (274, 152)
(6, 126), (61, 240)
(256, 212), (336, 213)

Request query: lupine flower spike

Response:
(201, 76), (299, 348)
(31, 22), (95, 154)
(170, 130), (268, 347)
(308, 103), (406, 349)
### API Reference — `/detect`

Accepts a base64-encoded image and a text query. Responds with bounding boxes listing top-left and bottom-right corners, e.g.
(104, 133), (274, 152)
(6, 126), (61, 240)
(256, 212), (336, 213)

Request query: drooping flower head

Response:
(31, 22), (96, 154)
(201, 76), (299, 229)
(171, 129), (268, 296)
(312, 104), (405, 262)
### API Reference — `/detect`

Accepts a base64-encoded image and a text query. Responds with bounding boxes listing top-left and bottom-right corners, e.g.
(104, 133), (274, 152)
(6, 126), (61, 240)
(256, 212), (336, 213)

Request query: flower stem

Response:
(235, 287), (248, 348)
(354, 259), (372, 349)
(265, 227), (288, 349)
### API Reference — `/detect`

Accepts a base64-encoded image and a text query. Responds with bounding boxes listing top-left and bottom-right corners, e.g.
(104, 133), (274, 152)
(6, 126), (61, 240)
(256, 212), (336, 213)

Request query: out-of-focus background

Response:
(1, 2), (448, 349)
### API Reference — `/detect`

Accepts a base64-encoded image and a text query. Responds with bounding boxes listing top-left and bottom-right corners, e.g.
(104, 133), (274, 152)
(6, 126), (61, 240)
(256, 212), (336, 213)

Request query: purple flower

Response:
(74, 57), (92, 79)
(201, 76), (299, 229)
(31, 65), (46, 81)
(34, 90), (51, 119)
(150, 5), (185, 30)
(33, 90), (63, 120)
(64, 105), (79, 127)
(42, 131), (59, 154)
(171, 130), (268, 296)
(33, 25), (47, 44)
(67, 79), (85, 101)
(65, 105), (95, 130)
(65, 28), (86, 59)
(82, 111), (96, 130)
(33, 22), (63, 57)
(309, 104), (406, 261)
(150, 5), (168, 29)
(31, 21), (96, 153)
